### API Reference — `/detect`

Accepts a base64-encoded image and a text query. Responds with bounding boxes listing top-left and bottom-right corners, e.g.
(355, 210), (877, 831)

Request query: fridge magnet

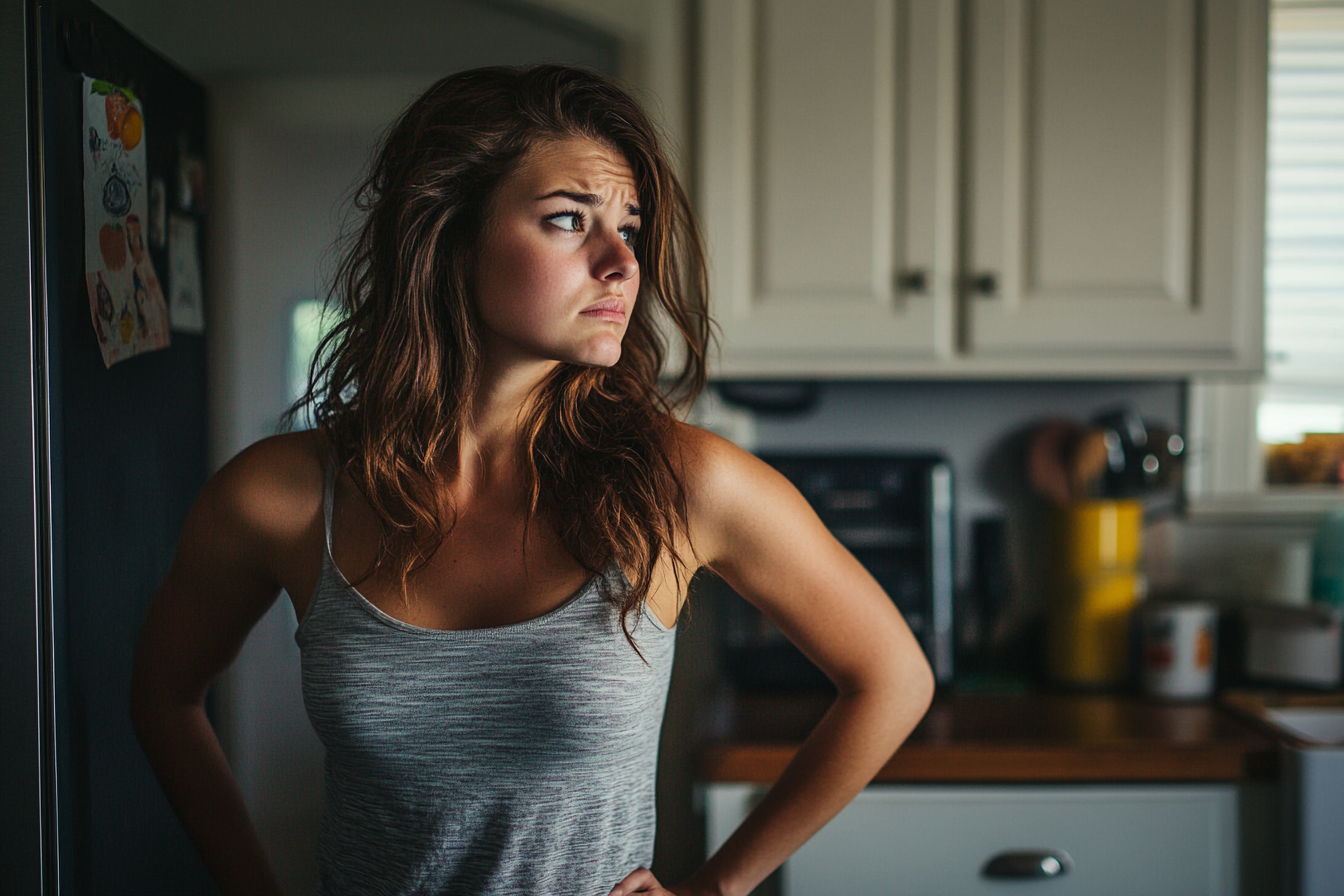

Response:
(167, 213), (204, 333)
(82, 75), (170, 367)
(148, 176), (166, 249)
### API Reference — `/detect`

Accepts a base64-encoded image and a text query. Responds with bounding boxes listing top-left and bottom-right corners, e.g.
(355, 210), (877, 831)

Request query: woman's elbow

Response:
(127, 648), (187, 742)
(905, 650), (936, 718)
(881, 639), (935, 732)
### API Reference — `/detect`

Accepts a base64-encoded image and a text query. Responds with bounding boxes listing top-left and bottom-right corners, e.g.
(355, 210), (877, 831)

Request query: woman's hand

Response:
(607, 867), (709, 896)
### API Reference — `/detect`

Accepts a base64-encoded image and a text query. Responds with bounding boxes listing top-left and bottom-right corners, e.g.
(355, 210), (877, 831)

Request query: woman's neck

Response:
(454, 352), (558, 485)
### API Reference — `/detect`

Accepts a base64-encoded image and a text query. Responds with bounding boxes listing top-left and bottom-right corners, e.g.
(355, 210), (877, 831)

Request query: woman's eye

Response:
(620, 227), (639, 246)
(546, 212), (583, 233)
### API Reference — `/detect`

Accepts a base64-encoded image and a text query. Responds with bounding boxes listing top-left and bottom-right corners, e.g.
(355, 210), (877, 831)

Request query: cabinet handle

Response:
(967, 272), (998, 297)
(981, 849), (1073, 879)
(897, 269), (929, 294)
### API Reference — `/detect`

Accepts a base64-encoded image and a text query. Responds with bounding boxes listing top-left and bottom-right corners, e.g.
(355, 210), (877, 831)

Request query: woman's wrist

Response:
(674, 866), (740, 896)
(671, 883), (727, 896)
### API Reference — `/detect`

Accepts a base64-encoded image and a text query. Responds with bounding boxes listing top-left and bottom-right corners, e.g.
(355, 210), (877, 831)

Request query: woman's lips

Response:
(580, 298), (626, 323)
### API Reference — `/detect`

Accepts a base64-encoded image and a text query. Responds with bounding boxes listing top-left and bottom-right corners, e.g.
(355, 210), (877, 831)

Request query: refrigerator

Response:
(5, 0), (216, 891)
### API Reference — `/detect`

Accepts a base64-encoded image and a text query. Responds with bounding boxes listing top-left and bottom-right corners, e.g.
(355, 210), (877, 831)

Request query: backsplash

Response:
(700, 379), (1185, 591)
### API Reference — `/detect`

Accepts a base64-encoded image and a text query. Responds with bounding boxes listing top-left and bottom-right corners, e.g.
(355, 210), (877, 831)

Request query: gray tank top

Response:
(295, 460), (677, 895)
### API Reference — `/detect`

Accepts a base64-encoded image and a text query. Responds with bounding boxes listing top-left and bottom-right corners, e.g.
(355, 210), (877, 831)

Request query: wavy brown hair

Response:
(290, 65), (712, 645)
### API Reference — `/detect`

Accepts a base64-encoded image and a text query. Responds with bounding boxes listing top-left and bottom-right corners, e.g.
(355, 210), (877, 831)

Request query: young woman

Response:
(130, 65), (934, 896)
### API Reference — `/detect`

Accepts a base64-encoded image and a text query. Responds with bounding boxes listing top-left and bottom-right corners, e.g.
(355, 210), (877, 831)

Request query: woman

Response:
(130, 65), (934, 896)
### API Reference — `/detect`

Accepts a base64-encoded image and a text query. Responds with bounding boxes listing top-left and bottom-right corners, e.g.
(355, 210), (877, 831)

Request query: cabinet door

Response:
(783, 785), (1239, 896)
(699, 0), (959, 376)
(964, 0), (1265, 371)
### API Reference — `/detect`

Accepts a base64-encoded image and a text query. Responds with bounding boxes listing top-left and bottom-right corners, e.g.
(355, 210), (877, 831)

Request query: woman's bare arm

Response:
(130, 433), (324, 896)
(613, 427), (935, 896)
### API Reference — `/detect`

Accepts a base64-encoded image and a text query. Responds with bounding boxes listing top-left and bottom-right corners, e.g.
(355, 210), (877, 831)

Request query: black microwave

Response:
(715, 453), (954, 687)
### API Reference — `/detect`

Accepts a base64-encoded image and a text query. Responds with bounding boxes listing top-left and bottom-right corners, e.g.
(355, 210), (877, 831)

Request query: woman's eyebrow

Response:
(536, 189), (641, 216)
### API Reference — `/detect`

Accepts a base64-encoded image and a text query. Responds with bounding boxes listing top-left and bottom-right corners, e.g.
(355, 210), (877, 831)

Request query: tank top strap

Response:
(322, 448), (337, 556)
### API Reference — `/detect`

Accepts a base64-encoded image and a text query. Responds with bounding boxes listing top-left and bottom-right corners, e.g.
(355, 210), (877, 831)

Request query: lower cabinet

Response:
(704, 783), (1241, 896)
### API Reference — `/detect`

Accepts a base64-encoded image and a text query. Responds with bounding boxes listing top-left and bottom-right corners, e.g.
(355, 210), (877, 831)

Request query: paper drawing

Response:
(83, 75), (170, 367)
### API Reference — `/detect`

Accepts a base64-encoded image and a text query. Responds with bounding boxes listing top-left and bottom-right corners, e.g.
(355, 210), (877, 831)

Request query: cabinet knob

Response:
(897, 269), (929, 294)
(968, 272), (999, 297)
(981, 849), (1073, 879)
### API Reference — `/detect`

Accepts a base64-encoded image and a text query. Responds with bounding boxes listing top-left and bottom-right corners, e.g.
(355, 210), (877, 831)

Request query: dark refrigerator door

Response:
(37, 0), (213, 891)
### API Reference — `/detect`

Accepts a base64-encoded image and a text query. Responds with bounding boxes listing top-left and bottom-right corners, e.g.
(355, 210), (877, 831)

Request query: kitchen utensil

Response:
(1092, 407), (1151, 498)
(1027, 420), (1083, 504)
(1068, 427), (1110, 500)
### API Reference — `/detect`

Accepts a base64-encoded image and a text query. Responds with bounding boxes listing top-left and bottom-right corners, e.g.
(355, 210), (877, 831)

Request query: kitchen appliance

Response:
(716, 454), (954, 687)
(5, 1), (212, 891)
(1243, 604), (1342, 690)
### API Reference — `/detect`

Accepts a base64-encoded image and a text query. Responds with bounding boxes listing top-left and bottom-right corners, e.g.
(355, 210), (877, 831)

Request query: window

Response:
(288, 299), (341, 428)
(1258, 1), (1344, 484)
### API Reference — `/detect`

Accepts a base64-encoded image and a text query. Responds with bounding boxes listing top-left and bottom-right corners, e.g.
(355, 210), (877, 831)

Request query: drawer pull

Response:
(982, 850), (1074, 879)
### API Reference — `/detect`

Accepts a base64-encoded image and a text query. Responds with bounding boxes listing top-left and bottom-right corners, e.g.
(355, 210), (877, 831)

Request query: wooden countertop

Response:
(700, 691), (1279, 784)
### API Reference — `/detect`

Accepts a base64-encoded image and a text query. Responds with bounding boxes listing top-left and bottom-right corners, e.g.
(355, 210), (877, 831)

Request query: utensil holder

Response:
(1048, 500), (1144, 687)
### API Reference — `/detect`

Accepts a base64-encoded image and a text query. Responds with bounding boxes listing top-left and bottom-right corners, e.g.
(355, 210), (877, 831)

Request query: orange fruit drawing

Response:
(120, 107), (143, 151)
(105, 92), (128, 140)
(98, 223), (127, 271)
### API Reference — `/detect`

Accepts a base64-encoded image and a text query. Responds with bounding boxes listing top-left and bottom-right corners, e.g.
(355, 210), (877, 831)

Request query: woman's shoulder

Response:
(202, 429), (328, 546)
(667, 420), (781, 487)
(667, 420), (751, 479)
(666, 421), (795, 549)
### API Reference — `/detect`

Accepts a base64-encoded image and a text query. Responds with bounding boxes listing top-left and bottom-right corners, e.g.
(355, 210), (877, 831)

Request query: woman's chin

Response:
(584, 350), (622, 369)
(568, 338), (623, 368)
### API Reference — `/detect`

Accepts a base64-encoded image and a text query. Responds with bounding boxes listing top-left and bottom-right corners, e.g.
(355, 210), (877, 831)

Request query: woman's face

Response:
(474, 136), (641, 370)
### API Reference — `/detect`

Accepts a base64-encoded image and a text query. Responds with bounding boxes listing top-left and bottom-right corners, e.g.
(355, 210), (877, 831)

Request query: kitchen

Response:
(4, 0), (1343, 894)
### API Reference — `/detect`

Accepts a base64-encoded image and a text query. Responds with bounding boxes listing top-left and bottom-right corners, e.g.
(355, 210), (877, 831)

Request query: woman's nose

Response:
(594, 230), (638, 283)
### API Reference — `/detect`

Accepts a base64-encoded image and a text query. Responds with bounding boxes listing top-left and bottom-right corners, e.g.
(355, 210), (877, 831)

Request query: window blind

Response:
(1259, 2), (1344, 444)
(1265, 3), (1344, 386)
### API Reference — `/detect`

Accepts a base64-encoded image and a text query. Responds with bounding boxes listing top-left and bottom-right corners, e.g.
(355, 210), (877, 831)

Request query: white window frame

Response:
(1189, 380), (1344, 524)
(1189, 2), (1344, 526)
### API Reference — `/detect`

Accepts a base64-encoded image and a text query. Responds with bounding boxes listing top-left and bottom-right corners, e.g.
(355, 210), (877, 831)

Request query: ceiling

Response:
(94, 0), (617, 79)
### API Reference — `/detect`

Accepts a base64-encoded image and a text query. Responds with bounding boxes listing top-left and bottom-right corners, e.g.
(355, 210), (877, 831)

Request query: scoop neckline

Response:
(312, 548), (675, 640)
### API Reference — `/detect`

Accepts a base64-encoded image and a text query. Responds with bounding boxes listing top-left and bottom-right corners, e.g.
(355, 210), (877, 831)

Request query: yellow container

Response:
(1048, 569), (1143, 686)
(1049, 501), (1145, 687)
(1056, 500), (1143, 576)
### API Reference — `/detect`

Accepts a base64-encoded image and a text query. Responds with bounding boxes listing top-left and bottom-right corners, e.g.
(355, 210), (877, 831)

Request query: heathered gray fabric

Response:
(295, 460), (677, 896)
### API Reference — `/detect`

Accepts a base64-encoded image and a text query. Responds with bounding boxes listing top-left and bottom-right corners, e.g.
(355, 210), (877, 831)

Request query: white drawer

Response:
(702, 783), (1239, 896)
(782, 785), (1238, 896)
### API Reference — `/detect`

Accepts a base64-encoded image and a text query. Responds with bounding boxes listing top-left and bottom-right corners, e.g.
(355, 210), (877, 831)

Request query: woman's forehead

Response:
(508, 137), (638, 200)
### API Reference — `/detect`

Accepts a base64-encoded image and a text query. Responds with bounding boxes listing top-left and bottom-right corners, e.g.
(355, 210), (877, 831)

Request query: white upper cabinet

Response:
(697, 0), (1268, 377)
(699, 0), (960, 375)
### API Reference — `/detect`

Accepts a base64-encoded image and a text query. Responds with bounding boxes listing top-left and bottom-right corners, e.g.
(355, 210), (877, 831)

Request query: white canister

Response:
(1142, 603), (1218, 700)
